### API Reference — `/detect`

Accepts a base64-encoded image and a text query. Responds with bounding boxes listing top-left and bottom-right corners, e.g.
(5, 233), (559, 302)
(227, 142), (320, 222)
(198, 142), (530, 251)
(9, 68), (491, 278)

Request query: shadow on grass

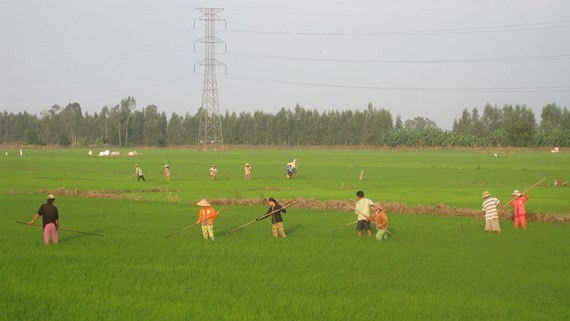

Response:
(60, 229), (105, 242)
(285, 224), (304, 236)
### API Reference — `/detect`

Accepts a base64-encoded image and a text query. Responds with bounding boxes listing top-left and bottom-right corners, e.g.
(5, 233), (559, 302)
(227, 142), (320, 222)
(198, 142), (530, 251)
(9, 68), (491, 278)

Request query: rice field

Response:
(1, 147), (568, 321)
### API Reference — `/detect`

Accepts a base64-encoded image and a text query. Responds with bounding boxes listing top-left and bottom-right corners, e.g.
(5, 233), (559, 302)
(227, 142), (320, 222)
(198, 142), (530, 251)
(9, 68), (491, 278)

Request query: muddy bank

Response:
(211, 198), (570, 224)
(21, 188), (569, 223)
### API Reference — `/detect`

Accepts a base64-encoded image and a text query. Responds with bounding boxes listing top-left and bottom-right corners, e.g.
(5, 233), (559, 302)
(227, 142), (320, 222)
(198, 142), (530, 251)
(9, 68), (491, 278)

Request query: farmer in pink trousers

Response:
(511, 190), (529, 229)
(29, 194), (60, 244)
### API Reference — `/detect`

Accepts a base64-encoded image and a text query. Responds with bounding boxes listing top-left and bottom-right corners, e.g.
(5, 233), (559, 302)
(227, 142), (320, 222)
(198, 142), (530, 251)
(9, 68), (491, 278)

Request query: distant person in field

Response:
(355, 190), (380, 237)
(163, 164), (171, 182)
(511, 190), (529, 229)
(257, 197), (287, 238)
(481, 191), (501, 233)
(286, 159), (297, 179)
(135, 164), (145, 181)
(209, 165), (217, 181)
(29, 194), (59, 245)
(244, 163), (252, 180)
(196, 199), (217, 240)
(371, 207), (389, 240)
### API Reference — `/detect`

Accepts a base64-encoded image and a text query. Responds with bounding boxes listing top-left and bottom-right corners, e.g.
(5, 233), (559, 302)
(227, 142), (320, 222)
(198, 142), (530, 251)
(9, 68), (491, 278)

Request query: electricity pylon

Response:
(195, 7), (225, 151)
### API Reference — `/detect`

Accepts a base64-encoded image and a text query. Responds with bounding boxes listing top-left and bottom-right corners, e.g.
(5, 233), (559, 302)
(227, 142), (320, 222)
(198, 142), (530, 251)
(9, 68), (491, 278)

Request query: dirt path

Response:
(25, 187), (569, 223)
(210, 198), (570, 224)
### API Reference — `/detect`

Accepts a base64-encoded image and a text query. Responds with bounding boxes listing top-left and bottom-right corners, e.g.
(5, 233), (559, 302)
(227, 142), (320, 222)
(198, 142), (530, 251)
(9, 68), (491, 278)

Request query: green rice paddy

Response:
(1, 147), (568, 321)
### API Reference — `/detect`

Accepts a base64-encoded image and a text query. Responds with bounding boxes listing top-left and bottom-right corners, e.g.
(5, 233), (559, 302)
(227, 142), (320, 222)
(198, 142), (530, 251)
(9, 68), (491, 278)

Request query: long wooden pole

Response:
(501, 177), (546, 209)
(228, 201), (295, 234)
(16, 221), (104, 237)
(345, 202), (399, 240)
(164, 206), (232, 238)
(227, 219), (258, 234)
(334, 220), (358, 232)
(460, 217), (485, 228)
(461, 177), (546, 227)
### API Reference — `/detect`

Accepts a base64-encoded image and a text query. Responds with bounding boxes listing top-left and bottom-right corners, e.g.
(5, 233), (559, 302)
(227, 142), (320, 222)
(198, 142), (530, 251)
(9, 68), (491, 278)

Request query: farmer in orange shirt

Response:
(196, 199), (218, 240)
(371, 208), (389, 240)
(511, 190), (529, 229)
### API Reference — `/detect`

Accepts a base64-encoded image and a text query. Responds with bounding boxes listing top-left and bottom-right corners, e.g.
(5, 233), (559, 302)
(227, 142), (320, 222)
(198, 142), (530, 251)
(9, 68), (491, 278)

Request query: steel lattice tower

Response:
(196, 8), (225, 151)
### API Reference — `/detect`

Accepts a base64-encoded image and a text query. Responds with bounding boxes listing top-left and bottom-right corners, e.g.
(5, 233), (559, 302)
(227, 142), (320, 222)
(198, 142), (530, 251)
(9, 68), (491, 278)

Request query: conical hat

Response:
(196, 199), (210, 207)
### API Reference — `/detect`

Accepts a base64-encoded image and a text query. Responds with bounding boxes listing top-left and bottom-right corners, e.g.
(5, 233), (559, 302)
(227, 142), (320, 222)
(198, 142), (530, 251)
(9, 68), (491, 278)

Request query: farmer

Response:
(355, 190), (379, 237)
(196, 199), (217, 240)
(511, 190), (529, 229)
(371, 208), (389, 240)
(163, 164), (171, 182)
(286, 159), (297, 179)
(135, 164), (145, 181)
(244, 163), (252, 180)
(257, 197), (287, 238)
(29, 194), (59, 245)
(209, 164), (217, 181)
(481, 191), (501, 233)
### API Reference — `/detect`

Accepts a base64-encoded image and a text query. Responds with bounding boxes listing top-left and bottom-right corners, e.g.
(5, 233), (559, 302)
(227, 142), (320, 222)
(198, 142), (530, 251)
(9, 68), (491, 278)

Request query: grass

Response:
(1, 148), (569, 213)
(0, 147), (569, 320)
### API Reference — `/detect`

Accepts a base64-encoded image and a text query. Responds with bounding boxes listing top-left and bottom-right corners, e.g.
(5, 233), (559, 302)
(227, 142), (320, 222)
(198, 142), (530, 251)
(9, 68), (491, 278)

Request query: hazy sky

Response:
(1, 0), (569, 129)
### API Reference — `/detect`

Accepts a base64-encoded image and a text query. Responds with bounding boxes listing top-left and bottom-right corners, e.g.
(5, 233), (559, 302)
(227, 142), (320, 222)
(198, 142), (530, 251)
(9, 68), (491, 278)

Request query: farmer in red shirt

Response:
(511, 190), (529, 229)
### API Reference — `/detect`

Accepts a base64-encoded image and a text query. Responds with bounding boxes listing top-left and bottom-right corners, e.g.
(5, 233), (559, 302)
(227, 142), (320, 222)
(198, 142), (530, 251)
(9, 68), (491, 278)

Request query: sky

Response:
(1, 0), (569, 129)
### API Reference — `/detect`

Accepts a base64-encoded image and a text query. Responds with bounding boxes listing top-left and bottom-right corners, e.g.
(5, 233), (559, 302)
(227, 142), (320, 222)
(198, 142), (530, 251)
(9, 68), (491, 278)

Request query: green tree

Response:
(501, 104), (536, 147)
(100, 106), (110, 145)
(120, 96), (136, 146)
(394, 115), (403, 130)
(40, 105), (63, 146)
(540, 103), (563, 133)
(143, 105), (161, 146)
(61, 102), (83, 146)
(482, 103), (502, 134)
(404, 117), (439, 131)
(110, 104), (122, 145)
(166, 112), (185, 146)
(453, 109), (472, 134)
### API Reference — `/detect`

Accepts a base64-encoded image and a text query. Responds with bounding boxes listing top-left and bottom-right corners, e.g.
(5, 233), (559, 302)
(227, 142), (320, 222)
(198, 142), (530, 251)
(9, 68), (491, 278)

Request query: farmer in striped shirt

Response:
(482, 191), (501, 233)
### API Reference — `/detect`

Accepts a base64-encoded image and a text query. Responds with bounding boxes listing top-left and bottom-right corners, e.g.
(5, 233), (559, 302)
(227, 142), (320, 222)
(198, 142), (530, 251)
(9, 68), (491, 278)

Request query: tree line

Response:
(1, 98), (569, 147)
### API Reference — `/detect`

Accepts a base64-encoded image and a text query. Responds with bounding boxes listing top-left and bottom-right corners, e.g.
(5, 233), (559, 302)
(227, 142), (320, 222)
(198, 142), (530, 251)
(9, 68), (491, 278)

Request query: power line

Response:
(81, 78), (203, 107)
(223, 19), (570, 36)
(1, 64), (197, 102)
(225, 74), (570, 93)
(3, 17), (568, 114)
(223, 51), (570, 64)
(1, 29), (197, 85)
(1, 43), (197, 87)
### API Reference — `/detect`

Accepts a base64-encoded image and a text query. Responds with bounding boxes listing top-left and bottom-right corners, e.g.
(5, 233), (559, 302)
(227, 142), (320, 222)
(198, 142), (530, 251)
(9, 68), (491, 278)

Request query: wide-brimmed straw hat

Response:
(164, 164), (169, 168)
(482, 191), (491, 198)
(245, 163), (250, 166)
(47, 194), (55, 200)
(196, 199), (210, 207)
(512, 190), (522, 196)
